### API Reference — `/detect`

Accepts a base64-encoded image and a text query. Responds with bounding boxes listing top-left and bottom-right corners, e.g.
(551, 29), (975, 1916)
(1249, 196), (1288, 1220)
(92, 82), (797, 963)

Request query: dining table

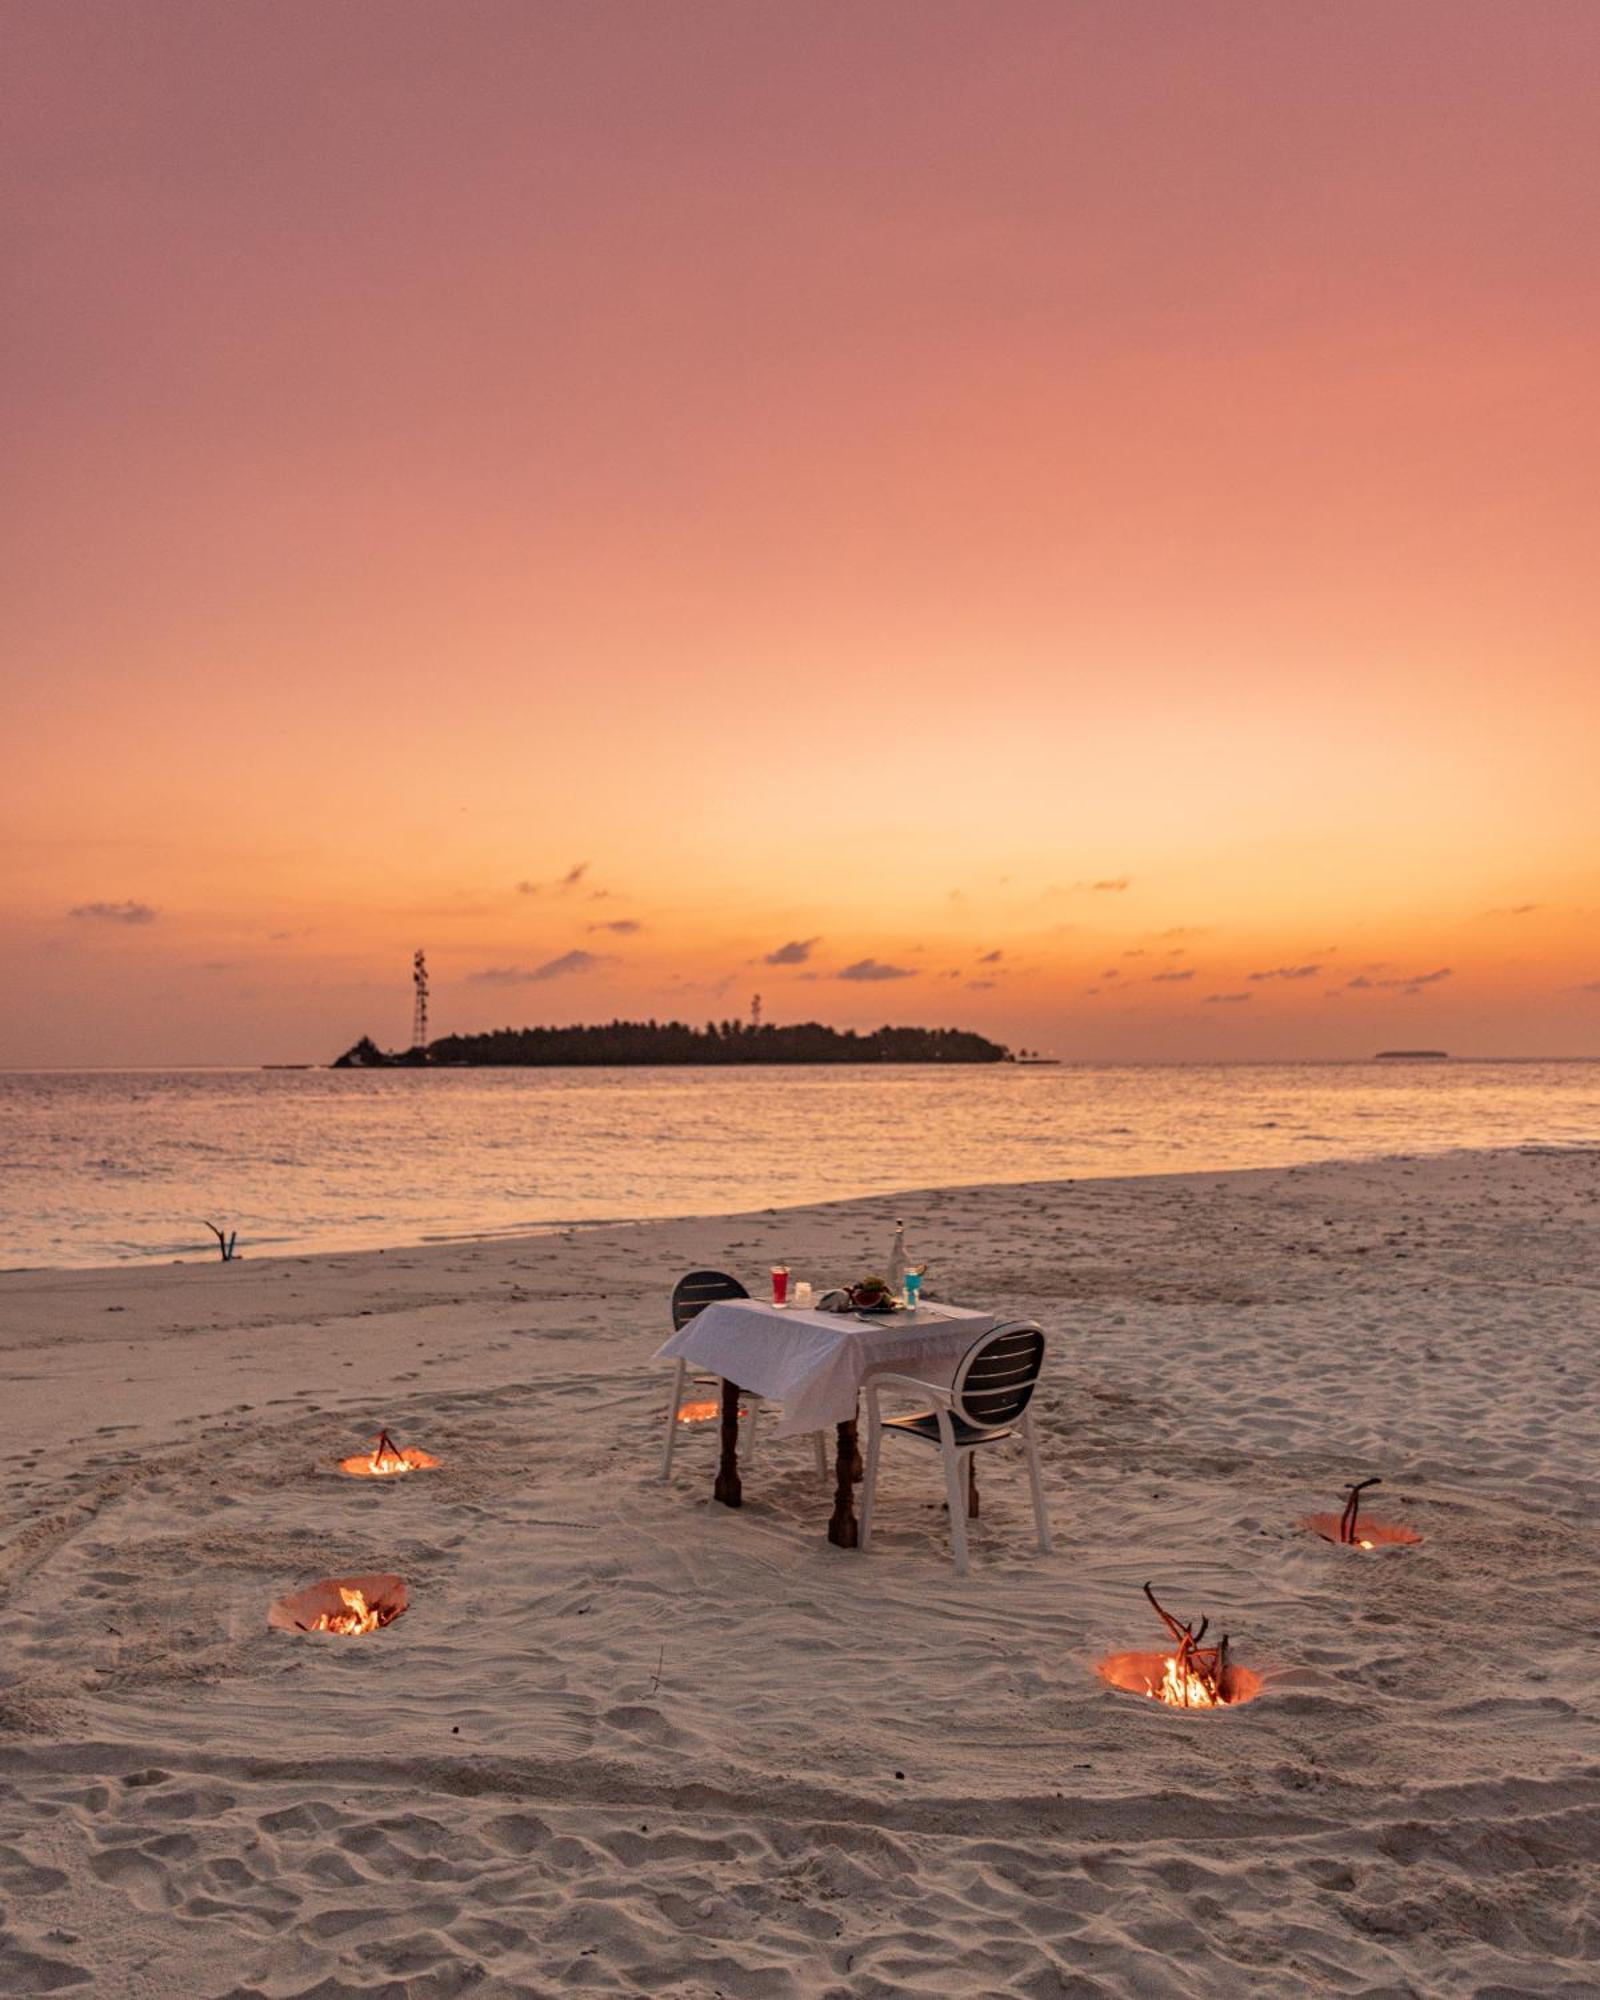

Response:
(654, 1294), (1000, 1546)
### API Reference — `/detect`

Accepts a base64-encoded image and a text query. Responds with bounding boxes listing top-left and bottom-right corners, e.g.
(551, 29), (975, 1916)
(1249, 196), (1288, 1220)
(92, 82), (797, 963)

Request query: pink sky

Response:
(4, 2), (1599, 1063)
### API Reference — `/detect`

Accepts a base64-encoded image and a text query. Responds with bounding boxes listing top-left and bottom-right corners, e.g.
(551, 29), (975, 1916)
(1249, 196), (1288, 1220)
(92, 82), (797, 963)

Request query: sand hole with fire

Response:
(269, 1573), (408, 1636)
(1098, 1584), (1264, 1710)
(1302, 1477), (1422, 1551)
(338, 1428), (441, 1477)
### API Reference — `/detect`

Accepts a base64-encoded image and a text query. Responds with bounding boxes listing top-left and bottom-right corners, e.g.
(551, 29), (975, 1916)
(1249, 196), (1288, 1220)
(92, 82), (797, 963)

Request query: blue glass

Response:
(904, 1270), (923, 1309)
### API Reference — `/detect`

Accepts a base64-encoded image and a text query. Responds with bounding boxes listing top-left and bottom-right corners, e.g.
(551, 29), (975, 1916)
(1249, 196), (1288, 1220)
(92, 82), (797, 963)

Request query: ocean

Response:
(2, 1061), (1596, 1270)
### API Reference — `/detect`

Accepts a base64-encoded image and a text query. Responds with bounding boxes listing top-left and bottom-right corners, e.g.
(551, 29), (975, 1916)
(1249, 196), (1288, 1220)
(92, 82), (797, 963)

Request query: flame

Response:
(338, 1432), (440, 1477)
(309, 1586), (385, 1636)
(1358, 1538), (1375, 1550)
(676, 1400), (722, 1424)
(1147, 1652), (1227, 1709)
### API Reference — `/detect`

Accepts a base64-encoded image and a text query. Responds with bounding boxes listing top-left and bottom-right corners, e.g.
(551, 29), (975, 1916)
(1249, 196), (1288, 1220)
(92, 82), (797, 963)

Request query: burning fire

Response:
(1300, 1476), (1423, 1550)
(1097, 1584), (1263, 1710)
(338, 1429), (441, 1478)
(1152, 1648), (1225, 1709)
(310, 1586), (386, 1635)
(675, 1399), (746, 1425)
(268, 1571), (408, 1637)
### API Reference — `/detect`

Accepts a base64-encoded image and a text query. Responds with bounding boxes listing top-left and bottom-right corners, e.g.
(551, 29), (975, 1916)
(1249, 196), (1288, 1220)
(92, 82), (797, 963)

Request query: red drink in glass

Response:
(771, 1265), (789, 1306)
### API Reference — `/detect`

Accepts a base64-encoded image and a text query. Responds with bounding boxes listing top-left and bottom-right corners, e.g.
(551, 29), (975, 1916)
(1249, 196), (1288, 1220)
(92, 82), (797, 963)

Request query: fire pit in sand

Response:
(269, 1572), (408, 1635)
(338, 1429), (440, 1478)
(1301, 1477), (1422, 1550)
(1098, 1583), (1263, 1709)
(673, 1398), (746, 1426)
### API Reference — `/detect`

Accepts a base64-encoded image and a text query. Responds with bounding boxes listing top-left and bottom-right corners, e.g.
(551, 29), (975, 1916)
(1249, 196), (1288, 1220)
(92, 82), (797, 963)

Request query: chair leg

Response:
(942, 1440), (970, 1576)
(661, 1358), (686, 1479)
(812, 1431), (828, 1482)
(1024, 1414), (1052, 1553)
(860, 1417), (882, 1549)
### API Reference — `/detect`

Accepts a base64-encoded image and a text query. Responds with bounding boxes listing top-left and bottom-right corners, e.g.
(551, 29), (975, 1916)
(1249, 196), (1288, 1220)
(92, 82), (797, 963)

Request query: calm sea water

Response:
(2, 1062), (1596, 1270)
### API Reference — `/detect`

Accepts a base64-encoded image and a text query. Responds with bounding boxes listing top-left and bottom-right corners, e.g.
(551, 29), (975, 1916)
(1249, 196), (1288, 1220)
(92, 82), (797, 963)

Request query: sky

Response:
(5, 0), (1599, 1064)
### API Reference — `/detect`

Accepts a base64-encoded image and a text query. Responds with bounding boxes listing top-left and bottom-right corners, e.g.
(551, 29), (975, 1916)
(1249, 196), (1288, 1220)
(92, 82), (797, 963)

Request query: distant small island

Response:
(333, 1019), (1012, 1068)
(1375, 1049), (1449, 1061)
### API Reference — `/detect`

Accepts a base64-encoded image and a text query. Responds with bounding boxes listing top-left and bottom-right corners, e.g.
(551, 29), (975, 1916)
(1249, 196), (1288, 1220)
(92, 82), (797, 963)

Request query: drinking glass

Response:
(904, 1270), (923, 1310)
(771, 1265), (790, 1306)
(793, 1280), (813, 1308)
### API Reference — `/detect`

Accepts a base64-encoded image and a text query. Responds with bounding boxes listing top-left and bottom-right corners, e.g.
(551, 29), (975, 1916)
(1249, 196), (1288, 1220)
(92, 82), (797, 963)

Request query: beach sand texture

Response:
(1, 1149), (1596, 1997)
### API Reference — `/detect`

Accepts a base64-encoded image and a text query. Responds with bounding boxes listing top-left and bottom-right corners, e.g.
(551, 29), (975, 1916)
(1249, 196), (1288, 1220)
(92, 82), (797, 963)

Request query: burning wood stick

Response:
(1143, 1582), (1228, 1706)
(1339, 1476), (1382, 1545)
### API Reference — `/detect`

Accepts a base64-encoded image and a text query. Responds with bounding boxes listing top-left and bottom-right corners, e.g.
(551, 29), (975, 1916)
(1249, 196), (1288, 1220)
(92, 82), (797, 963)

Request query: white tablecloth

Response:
(654, 1298), (997, 1438)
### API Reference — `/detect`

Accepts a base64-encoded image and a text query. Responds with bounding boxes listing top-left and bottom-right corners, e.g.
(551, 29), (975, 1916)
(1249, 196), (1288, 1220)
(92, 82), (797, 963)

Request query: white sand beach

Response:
(1, 1148), (1596, 1998)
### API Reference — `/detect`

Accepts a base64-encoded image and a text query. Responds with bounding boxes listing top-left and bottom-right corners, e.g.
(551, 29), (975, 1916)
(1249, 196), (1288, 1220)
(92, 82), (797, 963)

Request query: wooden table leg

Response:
(713, 1377), (742, 1508)
(828, 1417), (859, 1547)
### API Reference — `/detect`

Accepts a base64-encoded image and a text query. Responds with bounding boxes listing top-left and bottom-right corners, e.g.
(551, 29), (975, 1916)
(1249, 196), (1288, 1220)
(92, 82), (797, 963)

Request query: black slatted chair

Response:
(859, 1321), (1050, 1575)
(660, 1270), (827, 1481)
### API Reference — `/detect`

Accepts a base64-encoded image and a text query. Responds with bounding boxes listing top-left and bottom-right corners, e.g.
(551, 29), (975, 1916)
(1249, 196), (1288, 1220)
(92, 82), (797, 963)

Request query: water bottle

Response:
(888, 1219), (908, 1299)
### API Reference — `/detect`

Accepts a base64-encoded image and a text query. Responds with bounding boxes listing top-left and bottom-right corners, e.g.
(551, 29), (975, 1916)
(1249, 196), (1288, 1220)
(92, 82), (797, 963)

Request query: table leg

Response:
(828, 1417), (859, 1547)
(967, 1455), (980, 1518)
(713, 1377), (742, 1508)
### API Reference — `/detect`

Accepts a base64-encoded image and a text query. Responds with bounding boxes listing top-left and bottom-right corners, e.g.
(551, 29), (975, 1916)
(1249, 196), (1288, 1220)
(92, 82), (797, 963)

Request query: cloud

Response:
(516, 863), (591, 897)
(1247, 963), (1323, 982)
(1574, 980), (1600, 994)
(1204, 992), (1253, 1005)
(1157, 926), (1211, 939)
(1485, 903), (1543, 917)
(837, 958), (917, 982)
(467, 950), (606, 985)
(1150, 968), (1196, 983)
(69, 900), (157, 925)
(1346, 967), (1453, 994)
(1121, 949), (1145, 959)
(1078, 877), (1131, 892)
(588, 919), (642, 935)
(967, 979), (996, 990)
(764, 937), (821, 966)
(978, 948), (1003, 963)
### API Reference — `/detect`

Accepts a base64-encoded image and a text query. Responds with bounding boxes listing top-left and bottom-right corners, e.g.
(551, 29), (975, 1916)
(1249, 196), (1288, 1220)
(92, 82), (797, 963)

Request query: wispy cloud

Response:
(1204, 992), (1252, 1005)
(978, 948), (1004, 964)
(837, 958), (917, 982)
(467, 949), (606, 985)
(764, 937), (820, 966)
(1484, 903), (1543, 918)
(588, 919), (642, 935)
(967, 978), (996, 990)
(516, 862), (590, 897)
(69, 900), (157, 925)
(1150, 968), (1195, 983)
(1078, 877), (1131, 892)
(1346, 967), (1453, 994)
(1247, 963), (1323, 982)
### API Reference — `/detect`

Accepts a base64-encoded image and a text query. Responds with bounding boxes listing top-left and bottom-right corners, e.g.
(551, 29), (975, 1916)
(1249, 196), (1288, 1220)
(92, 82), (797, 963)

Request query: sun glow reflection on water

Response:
(1, 1061), (1594, 1267)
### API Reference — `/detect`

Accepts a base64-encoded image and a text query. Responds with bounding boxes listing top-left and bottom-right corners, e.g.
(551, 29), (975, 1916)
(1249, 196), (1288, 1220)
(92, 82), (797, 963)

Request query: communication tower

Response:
(750, 992), (763, 1030)
(412, 949), (429, 1051)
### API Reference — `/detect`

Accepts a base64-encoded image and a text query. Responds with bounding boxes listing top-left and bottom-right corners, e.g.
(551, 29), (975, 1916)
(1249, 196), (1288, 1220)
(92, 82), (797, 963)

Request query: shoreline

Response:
(7, 1136), (1598, 1279)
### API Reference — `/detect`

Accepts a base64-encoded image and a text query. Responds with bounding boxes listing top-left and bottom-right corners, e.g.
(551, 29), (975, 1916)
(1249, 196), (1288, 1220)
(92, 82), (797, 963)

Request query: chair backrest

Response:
(671, 1269), (749, 1331)
(952, 1320), (1045, 1428)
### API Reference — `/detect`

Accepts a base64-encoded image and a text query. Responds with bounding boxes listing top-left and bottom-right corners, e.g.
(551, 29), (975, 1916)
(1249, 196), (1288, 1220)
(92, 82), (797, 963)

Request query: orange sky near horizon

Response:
(5, 1), (1599, 1064)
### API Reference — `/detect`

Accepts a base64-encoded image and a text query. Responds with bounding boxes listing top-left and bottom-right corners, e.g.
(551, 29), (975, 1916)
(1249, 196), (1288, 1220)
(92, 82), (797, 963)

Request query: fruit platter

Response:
(846, 1275), (901, 1313)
